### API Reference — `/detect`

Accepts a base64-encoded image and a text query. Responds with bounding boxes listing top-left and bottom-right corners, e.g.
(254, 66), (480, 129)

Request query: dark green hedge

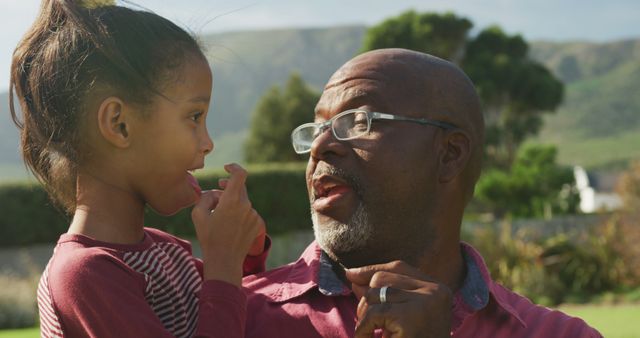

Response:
(0, 163), (312, 247)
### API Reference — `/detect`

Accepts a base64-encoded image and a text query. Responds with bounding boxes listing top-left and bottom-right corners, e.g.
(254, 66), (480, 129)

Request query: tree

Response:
(475, 144), (579, 218)
(362, 11), (472, 61)
(462, 27), (564, 167)
(361, 11), (564, 168)
(244, 73), (320, 163)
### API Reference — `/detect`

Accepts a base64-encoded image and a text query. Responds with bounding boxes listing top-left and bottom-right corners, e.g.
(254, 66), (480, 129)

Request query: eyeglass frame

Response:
(291, 109), (459, 154)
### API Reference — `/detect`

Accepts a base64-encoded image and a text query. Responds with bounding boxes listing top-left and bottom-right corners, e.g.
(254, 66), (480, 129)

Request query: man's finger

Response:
(363, 286), (413, 306)
(350, 271), (420, 302)
(351, 283), (369, 301)
(354, 303), (398, 338)
(368, 271), (426, 290)
(345, 261), (431, 285)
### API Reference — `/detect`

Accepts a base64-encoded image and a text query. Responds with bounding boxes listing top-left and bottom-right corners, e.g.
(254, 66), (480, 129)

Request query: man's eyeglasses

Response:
(291, 109), (457, 154)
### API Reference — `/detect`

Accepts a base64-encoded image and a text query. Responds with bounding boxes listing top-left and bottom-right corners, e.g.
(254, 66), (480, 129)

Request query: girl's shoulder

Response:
(43, 228), (196, 298)
(45, 228), (193, 280)
(143, 227), (193, 253)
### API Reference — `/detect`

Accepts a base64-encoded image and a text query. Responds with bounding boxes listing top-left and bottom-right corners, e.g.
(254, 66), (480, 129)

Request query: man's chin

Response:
(311, 206), (373, 263)
(310, 203), (357, 225)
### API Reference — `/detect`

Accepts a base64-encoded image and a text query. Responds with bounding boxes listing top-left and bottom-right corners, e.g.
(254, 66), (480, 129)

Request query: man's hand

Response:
(345, 261), (452, 338)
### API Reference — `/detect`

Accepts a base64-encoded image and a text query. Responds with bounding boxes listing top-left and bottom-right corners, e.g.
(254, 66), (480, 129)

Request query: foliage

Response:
(0, 274), (38, 329)
(0, 163), (310, 247)
(244, 73), (319, 163)
(465, 215), (640, 306)
(616, 160), (640, 209)
(475, 144), (579, 218)
(362, 10), (472, 61)
(361, 11), (564, 167)
(0, 183), (70, 246)
(463, 27), (564, 166)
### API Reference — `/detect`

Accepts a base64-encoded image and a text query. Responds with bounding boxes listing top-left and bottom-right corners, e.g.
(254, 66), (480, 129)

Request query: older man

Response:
(243, 49), (601, 338)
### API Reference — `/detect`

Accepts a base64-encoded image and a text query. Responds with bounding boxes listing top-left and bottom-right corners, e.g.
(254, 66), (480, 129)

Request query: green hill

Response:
(529, 39), (640, 169)
(1, 26), (638, 181)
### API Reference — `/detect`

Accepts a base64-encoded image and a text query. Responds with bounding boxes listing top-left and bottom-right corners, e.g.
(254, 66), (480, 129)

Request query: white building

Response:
(574, 166), (623, 213)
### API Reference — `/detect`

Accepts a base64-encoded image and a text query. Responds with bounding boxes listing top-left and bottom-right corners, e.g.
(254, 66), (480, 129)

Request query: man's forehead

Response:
(315, 78), (389, 118)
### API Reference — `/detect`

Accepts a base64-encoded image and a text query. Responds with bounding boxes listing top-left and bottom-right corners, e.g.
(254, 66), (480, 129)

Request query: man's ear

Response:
(96, 97), (131, 148)
(438, 130), (472, 183)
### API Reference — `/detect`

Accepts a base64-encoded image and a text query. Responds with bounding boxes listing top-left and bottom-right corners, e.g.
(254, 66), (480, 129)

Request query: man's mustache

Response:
(312, 165), (364, 200)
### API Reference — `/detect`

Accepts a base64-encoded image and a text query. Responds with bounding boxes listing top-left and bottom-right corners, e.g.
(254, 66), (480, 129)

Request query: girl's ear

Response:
(96, 97), (130, 148)
(438, 129), (472, 183)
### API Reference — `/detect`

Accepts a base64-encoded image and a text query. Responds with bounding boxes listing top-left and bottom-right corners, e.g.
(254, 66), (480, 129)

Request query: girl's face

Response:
(128, 56), (213, 215)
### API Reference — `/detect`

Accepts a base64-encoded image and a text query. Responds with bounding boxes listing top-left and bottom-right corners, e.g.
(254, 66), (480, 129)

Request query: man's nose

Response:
(309, 127), (348, 160)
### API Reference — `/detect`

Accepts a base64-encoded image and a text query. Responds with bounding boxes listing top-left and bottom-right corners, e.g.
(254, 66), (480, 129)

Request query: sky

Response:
(1, 0), (639, 93)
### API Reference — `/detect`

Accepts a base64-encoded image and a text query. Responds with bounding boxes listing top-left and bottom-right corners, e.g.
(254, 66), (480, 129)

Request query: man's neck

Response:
(415, 241), (467, 292)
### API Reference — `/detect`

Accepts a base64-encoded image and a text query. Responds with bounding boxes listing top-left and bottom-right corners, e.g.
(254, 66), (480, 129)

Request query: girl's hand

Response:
(191, 163), (265, 286)
(218, 178), (266, 257)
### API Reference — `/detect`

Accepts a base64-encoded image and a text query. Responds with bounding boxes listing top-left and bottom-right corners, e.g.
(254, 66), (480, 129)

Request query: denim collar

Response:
(316, 245), (490, 310)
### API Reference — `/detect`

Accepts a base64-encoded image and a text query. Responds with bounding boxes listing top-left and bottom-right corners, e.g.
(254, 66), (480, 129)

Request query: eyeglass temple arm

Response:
(371, 112), (457, 130)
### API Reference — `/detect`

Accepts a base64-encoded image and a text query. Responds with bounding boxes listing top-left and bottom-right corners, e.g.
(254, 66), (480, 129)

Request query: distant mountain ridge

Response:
(529, 38), (640, 169)
(1, 25), (638, 180)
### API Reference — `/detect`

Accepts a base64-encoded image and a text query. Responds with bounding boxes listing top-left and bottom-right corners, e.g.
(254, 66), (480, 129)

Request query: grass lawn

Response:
(559, 303), (640, 338)
(1, 304), (638, 337)
(0, 327), (38, 338)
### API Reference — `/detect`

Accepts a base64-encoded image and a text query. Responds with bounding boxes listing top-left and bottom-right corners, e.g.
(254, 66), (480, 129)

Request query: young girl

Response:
(10, 1), (267, 337)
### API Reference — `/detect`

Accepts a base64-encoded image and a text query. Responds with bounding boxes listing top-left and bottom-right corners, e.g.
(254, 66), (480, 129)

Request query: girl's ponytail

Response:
(10, 0), (204, 212)
(10, 0), (84, 212)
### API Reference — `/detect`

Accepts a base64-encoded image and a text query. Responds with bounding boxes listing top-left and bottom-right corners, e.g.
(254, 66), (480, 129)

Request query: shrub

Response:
(0, 273), (38, 329)
(465, 222), (565, 305)
(0, 183), (70, 246)
(0, 163), (310, 246)
(464, 214), (640, 305)
(475, 144), (579, 218)
(617, 160), (640, 210)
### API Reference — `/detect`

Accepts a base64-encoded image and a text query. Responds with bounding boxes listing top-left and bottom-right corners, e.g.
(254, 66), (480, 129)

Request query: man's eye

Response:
(353, 118), (368, 131)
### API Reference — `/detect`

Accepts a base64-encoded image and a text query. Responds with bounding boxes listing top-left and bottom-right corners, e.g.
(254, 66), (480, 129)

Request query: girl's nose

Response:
(202, 127), (214, 155)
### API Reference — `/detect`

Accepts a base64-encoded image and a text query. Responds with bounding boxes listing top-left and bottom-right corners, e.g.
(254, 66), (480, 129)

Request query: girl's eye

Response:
(190, 111), (204, 122)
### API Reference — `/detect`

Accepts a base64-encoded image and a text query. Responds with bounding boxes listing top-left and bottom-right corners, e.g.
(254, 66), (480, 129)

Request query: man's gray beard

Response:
(311, 202), (373, 258)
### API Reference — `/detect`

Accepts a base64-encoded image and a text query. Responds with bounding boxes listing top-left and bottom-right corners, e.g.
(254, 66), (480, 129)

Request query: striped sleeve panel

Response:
(123, 242), (202, 338)
(37, 263), (64, 338)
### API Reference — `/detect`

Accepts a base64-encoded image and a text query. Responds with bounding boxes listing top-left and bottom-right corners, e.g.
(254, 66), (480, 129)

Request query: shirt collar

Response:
(265, 240), (527, 330)
(265, 242), (326, 303)
(318, 251), (352, 296)
(456, 242), (527, 329)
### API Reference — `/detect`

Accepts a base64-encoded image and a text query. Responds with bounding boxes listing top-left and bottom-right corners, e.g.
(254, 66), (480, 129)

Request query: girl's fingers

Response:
(218, 178), (229, 190)
(191, 190), (222, 221)
(247, 219), (267, 256)
(222, 163), (248, 200)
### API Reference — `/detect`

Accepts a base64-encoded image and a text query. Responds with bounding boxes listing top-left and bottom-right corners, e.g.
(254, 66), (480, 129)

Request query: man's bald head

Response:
(322, 48), (485, 200)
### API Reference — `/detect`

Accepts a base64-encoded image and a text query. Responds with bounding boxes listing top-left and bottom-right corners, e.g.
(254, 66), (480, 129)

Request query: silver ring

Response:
(379, 286), (389, 304)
